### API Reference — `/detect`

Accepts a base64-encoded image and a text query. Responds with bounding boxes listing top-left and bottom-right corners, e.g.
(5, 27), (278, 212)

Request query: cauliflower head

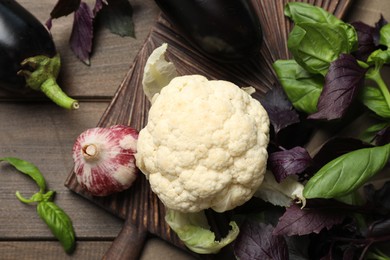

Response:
(135, 75), (270, 213)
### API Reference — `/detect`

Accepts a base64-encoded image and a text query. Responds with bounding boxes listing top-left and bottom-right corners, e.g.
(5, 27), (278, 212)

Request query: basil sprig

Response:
(0, 157), (75, 253)
(303, 143), (390, 199)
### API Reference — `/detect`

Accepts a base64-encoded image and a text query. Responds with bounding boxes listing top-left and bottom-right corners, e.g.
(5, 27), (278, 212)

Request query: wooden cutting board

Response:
(65, 0), (354, 259)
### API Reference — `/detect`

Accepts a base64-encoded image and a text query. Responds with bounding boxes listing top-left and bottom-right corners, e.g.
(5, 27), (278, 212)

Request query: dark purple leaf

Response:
(93, 0), (108, 15)
(269, 146), (312, 182)
(375, 125), (390, 146)
(234, 221), (289, 260)
(373, 15), (388, 46)
(273, 204), (346, 236)
(97, 0), (135, 37)
(284, 235), (310, 260)
(364, 181), (390, 211)
(342, 246), (358, 260)
(306, 137), (373, 176)
(49, 0), (81, 18)
(308, 54), (368, 121)
(351, 16), (387, 61)
(70, 2), (94, 65)
(46, 18), (53, 30)
(351, 21), (377, 61)
(260, 86), (300, 134)
(366, 218), (390, 237)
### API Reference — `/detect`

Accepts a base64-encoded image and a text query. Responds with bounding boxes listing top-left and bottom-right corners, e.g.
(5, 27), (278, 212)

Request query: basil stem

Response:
(37, 201), (76, 253)
(16, 190), (55, 204)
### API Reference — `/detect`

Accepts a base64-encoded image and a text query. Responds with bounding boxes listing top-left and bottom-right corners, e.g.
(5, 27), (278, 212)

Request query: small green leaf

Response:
(273, 59), (322, 114)
(288, 23), (351, 76)
(284, 2), (357, 51)
(303, 143), (390, 199)
(359, 86), (390, 118)
(0, 157), (46, 193)
(285, 2), (341, 24)
(98, 0), (134, 37)
(37, 201), (75, 253)
(378, 24), (390, 48)
(367, 49), (390, 66)
(360, 122), (390, 143)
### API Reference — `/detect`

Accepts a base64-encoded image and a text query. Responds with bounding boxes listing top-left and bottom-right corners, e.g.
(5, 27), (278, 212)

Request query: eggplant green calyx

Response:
(17, 53), (79, 110)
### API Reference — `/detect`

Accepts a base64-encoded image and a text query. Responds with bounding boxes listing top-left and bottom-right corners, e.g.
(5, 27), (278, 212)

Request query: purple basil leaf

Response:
(364, 181), (390, 211)
(307, 137), (373, 176)
(273, 204), (346, 236)
(308, 54), (368, 121)
(234, 220), (289, 260)
(351, 21), (377, 61)
(375, 125), (390, 146)
(284, 235), (310, 260)
(260, 86), (300, 134)
(269, 146), (312, 182)
(97, 0), (135, 37)
(49, 0), (81, 18)
(93, 0), (108, 16)
(373, 15), (388, 46)
(46, 18), (53, 30)
(366, 218), (390, 237)
(342, 246), (358, 260)
(70, 2), (94, 65)
(350, 16), (387, 61)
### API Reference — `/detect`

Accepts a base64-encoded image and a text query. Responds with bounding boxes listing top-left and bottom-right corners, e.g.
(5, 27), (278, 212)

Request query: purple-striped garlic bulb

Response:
(72, 125), (139, 196)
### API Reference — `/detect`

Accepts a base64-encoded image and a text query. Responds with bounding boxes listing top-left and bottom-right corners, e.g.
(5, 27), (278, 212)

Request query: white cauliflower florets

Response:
(136, 75), (270, 213)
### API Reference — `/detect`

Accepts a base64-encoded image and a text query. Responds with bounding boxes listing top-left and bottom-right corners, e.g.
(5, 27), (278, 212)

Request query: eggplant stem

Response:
(41, 77), (79, 110)
(19, 53), (79, 110)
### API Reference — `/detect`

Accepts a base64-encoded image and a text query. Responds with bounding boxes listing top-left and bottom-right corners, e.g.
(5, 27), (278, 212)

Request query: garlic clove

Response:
(72, 125), (139, 196)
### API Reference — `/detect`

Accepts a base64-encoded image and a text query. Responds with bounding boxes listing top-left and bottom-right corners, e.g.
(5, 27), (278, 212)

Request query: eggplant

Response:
(154, 0), (263, 63)
(0, 0), (78, 109)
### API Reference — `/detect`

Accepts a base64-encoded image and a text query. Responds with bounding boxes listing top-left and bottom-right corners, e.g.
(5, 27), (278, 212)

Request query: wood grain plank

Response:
(0, 241), (112, 260)
(0, 239), (194, 260)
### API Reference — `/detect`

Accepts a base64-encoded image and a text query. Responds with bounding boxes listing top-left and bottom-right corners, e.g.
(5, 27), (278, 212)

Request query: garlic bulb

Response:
(72, 125), (139, 196)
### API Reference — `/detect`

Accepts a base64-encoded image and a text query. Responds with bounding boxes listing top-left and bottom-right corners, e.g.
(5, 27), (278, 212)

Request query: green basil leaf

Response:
(273, 59), (322, 113)
(0, 157), (46, 192)
(303, 143), (390, 199)
(360, 122), (390, 144)
(98, 0), (134, 37)
(37, 201), (75, 253)
(378, 23), (390, 48)
(285, 2), (340, 24)
(359, 86), (390, 118)
(288, 23), (351, 76)
(367, 49), (390, 66)
(284, 2), (357, 51)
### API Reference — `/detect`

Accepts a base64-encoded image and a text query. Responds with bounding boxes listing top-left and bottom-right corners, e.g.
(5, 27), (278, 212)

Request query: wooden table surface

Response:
(0, 0), (388, 259)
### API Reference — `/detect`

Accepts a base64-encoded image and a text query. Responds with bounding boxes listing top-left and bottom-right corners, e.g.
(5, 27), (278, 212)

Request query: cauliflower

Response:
(136, 74), (270, 213)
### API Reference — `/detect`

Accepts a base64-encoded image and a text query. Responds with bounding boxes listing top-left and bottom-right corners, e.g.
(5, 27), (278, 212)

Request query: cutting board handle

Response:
(102, 218), (148, 260)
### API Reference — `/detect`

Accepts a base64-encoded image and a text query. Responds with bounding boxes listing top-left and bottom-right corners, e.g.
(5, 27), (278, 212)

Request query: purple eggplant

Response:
(0, 0), (78, 109)
(154, 0), (263, 63)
